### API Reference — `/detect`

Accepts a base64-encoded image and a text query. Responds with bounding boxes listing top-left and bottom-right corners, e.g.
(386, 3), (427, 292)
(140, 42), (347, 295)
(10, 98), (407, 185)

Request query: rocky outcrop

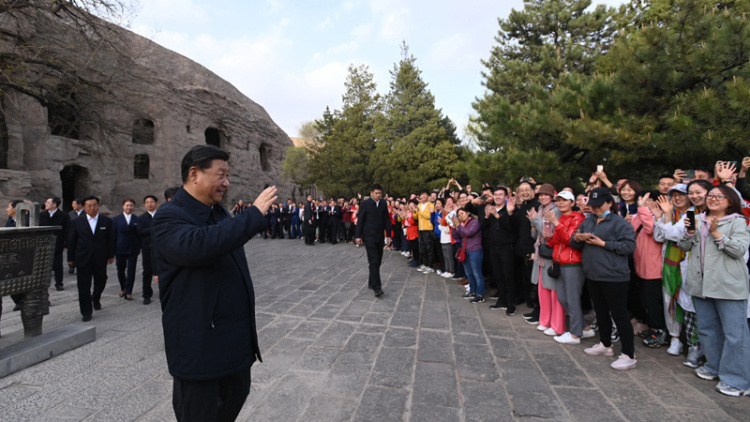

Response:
(0, 6), (293, 212)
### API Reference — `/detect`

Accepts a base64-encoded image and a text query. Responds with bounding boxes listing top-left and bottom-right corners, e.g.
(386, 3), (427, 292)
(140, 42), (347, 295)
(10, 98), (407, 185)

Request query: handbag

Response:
(456, 240), (467, 263)
(547, 244), (562, 278)
(538, 242), (554, 259)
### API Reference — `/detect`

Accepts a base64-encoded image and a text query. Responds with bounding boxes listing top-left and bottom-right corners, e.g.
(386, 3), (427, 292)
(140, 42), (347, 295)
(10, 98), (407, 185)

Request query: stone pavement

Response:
(1, 236), (749, 421)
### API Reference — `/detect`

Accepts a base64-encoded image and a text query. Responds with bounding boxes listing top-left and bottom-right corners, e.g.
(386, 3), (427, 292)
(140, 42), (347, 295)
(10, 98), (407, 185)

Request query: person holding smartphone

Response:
(570, 187), (637, 371)
(678, 185), (750, 397)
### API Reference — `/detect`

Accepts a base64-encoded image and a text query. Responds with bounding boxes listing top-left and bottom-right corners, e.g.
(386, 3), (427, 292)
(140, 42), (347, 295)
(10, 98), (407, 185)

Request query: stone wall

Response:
(0, 9), (293, 214)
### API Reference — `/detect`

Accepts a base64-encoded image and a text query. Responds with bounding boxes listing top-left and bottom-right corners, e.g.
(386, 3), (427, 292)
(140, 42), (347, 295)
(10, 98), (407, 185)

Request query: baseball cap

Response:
(588, 187), (613, 207)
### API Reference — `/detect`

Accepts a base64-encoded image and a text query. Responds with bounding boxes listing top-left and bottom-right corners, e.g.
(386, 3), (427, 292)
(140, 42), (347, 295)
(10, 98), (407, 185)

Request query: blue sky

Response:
(129, 0), (627, 140)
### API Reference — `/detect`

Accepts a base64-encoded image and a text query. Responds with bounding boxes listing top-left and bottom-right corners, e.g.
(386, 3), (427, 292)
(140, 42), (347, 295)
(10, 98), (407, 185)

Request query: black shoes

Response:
(82, 315), (92, 322)
(124, 295), (134, 301)
(143, 298), (152, 305)
(13, 304), (22, 312)
(506, 305), (516, 316)
(93, 301), (101, 311)
(68, 267), (75, 274)
(55, 285), (64, 291)
(374, 289), (384, 297)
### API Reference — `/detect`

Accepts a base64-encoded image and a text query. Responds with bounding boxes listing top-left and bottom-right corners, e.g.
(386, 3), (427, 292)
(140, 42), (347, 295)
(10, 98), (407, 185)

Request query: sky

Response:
(127, 0), (628, 140)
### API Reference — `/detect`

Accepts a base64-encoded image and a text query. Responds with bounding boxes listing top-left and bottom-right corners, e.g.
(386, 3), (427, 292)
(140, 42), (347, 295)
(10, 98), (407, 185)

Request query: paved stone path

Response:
(1, 236), (749, 421)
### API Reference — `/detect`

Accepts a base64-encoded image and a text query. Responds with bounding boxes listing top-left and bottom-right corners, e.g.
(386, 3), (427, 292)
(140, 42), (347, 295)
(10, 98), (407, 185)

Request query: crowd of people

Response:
(5, 157), (750, 398)
(258, 160), (750, 397)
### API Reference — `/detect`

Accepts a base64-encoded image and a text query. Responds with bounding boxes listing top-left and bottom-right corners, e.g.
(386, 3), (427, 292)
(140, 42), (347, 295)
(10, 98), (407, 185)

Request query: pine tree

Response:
(307, 65), (381, 197)
(471, 0), (621, 187)
(563, 0), (750, 175)
(371, 44), (459, 195)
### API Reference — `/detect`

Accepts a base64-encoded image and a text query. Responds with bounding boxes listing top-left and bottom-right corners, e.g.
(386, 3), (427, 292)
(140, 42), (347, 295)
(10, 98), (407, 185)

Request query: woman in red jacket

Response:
(547, 191), (595, 344)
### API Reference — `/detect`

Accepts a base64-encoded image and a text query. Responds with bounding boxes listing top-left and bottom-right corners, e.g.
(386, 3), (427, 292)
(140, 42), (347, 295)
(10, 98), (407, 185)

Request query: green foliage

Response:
(307, 46), (460, 197)
(281, 146), (311, 190)
(471, 0), (621, 188)
(472, 0), (750, 188)
(307, 65), (380, 197)
(371, 44), (459, 195)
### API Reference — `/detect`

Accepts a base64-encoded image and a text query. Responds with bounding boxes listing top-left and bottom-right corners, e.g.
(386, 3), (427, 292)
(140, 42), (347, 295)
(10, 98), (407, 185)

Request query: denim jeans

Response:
(463, 249), (485, 296)
(693, 296), (750, 390)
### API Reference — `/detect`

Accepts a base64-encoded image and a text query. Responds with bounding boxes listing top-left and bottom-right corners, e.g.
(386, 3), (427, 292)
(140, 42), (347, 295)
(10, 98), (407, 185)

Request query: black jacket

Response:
(67, 214), (115, 268)
(113, 213), (140, 255)
(355, 198), (392, 242)
(515, 199), (540, 254)
(481, 206), (518, 249)
(153, 187), (265, 380)
(137, 211), (154, 250)
(39, 209), (69, 253)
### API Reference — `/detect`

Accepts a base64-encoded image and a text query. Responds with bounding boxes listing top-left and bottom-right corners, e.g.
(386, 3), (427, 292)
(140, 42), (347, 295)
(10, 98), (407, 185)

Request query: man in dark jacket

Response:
(113, 198), (140, 300)
(355, 184), (392, 297)
(40, 196), (70, 291)
(303, 194), (316, 245)
(483, 186), (519, 315)
(152, 145), (277, 422)
(67, 196), (115, 321)
(137, 195), (158, 305)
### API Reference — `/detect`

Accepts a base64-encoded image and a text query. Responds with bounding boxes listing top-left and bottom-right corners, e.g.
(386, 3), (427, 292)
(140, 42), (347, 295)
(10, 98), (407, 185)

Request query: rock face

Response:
(0, 8), (293, 213)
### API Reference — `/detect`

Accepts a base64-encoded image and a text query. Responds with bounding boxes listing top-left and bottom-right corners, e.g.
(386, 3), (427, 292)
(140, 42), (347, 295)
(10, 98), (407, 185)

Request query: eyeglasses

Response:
(706, 194), (727, 200)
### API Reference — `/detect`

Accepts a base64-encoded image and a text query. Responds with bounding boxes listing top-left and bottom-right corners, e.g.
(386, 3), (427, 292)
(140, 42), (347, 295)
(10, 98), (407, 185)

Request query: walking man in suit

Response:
(40, 197), (70, 291)
(304, 194), (316, 245)
(67, 196), (115, 321)
(329, 199), (342, 245)
(137, 195), (158, 305)
(355, 184), (392, 297)
(113, 198), (140, 300)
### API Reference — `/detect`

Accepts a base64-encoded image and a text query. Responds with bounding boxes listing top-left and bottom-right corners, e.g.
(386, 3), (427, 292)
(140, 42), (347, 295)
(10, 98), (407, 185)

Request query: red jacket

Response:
(548, 212), (585, 265)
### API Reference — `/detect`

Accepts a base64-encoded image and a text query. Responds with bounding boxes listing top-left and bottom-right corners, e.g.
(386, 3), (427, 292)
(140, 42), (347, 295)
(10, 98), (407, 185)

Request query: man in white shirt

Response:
(40, 197), (70, 290)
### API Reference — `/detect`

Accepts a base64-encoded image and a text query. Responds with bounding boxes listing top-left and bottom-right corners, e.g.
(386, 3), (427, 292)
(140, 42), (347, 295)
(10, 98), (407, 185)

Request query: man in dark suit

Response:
(113, 198), (140, 300)
(152, 145), (276, 421)
(355, 184), (392, 297)
(328, 199), (342, 245)
(303, 194), (316, 245)
(137, 195), (158, 305)
(67, 196), (115, 321)
(317, 199), (329, 243)
(289, 201), (299, 239)
(40, 197), (70, 291)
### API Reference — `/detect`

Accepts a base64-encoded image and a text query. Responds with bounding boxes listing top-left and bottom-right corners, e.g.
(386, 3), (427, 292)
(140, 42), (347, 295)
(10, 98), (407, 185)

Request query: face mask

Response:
(599, 210), (610, 218)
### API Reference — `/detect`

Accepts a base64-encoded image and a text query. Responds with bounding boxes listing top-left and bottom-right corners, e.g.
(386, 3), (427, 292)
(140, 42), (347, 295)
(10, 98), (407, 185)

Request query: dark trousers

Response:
(318, 220), (328, 242)
(640, 277), (666, 330)
(290, 218), (300, 239)
(116, 253), (139, 295)
(304, 222), (316, 244)
(488, 245), (516, 305)
(365, 239), (385, 291)
(392, 226), (402, 251)
(270, 220), (279, 238)
(52, 248), (64, 287)
(173, 369), (251, 422)
(77, 264), (108, 317)
(409, 238), (420, 262)
(329, 220), (339, 244)
(418, 230), (435, 267)
(587, 279), (634, 358)
(142, 247), (153, 300)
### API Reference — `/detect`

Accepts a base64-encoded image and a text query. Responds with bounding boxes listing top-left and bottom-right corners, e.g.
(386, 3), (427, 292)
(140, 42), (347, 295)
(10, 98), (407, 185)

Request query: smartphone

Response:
(684, 169), (695, 182)
(729, 161), (738, 169)
(686, 210), (696, 230)
(581, 196), (589, 205)
(596, 165), (603, 173)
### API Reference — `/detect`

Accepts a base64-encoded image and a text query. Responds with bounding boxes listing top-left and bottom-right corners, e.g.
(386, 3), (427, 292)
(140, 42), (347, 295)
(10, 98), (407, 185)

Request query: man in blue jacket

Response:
(153, 145), (277, 422)
(113, 198), (140, 300)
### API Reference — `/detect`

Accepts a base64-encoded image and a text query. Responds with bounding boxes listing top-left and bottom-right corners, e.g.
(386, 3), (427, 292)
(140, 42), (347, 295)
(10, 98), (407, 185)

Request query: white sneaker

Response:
(554, 332), (581, 344)
(537, 325), (550, 331)
(666, 337), (683, 356)
(581, 329), (596, 339)
(441, 272), (454, 278)
(417, 265), (427, 272)
(436, 270), (444, 275)
(610, 353), (637, 370)
(584, 342), (615, 356)
(423, 267), (435, 274)
(543, 327), (557, 336)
